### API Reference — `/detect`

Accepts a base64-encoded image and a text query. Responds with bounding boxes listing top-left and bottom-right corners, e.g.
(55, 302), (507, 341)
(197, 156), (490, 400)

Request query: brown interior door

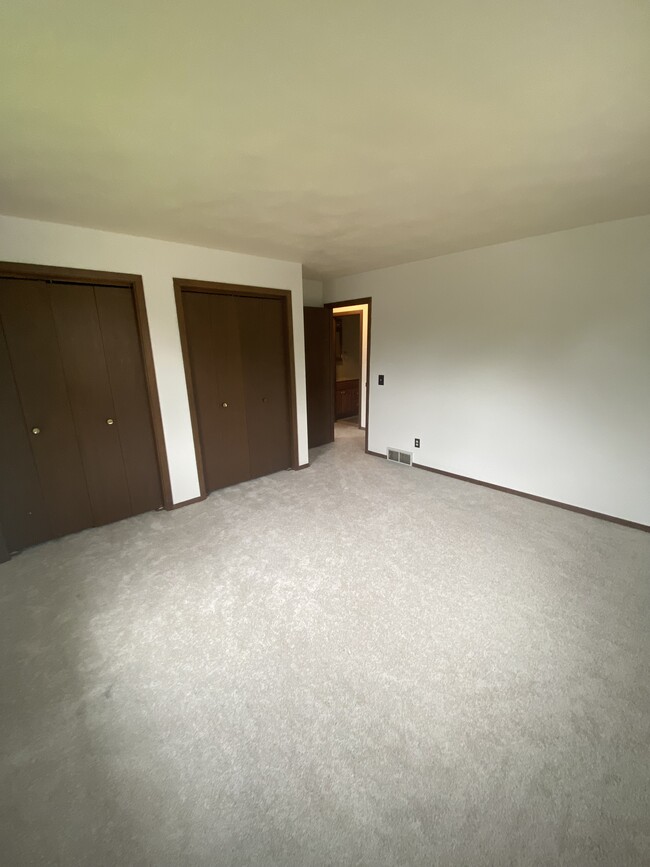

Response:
(0, 321), (51, 551)
(182, 291), (250, 492)
(94, 285), (163, 514)
(303, 307), (334, 448)
(50, 283), (133, 526)
(237, 295), (291, 479)
(0, 279), (94, 542)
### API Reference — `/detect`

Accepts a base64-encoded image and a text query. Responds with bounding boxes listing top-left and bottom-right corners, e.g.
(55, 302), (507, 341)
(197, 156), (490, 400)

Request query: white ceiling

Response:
(1, 1), (649, 278)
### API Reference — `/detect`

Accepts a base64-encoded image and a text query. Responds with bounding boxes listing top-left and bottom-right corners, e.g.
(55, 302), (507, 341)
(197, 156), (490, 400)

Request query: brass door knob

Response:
(222, 402), (228, 408)
(31, 427), (41, 435)
(106, 418), (115, 425)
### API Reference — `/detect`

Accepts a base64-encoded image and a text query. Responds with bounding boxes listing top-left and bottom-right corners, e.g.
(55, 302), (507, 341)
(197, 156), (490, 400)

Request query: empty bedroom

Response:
(1, 2), (649, 865)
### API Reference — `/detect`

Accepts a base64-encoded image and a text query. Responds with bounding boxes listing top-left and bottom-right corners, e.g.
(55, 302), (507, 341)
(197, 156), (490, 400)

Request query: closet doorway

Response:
(0, 262), (170, 560)
(175, 279), (299, 496)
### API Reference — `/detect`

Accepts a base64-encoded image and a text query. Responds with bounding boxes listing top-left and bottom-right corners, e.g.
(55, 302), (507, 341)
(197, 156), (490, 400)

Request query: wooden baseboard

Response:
(365, 450), (648, 532)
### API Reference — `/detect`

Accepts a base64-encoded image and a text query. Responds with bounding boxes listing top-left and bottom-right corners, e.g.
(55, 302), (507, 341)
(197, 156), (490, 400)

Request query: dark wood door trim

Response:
(0, 261), (173, 511)
(174, 278), (290, 300)
(325, 297), (372, 454)
(174, 278), (300, 498)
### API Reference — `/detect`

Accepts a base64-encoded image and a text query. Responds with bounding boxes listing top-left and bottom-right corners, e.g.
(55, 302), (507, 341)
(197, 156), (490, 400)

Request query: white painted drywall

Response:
(325, 216), (650, 525)
(0, 214), (308, 503)
(4, 3), (649, 278)
(333, 305), (368, 430)
(302, 279), (323, 307)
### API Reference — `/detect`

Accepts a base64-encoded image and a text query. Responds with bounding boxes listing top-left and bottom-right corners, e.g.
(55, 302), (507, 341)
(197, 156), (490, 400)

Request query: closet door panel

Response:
(183, 292), (250, 492)
(50, 283), (132, 526)
(94, 285), (163, 514)
(0, 279), (93, 539)
(0, 323), (51, 550)
(237, 296), (291, 479)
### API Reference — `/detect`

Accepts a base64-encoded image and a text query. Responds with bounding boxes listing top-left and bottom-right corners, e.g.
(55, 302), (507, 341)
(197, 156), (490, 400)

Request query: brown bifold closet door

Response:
(0, 277), (163, 554)
(49, 283), (133, 526)
(182, 292), (250, 491)
(93, 285), (163, 516)
(0, 279), (94, 545)
(237, 296), (291, 479)
(0, 310), (56, 550)
(180, 289), (292, 493)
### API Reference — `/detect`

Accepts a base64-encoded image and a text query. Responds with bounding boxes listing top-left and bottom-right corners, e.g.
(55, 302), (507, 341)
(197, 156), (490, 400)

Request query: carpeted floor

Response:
(1, 424), (649, 866)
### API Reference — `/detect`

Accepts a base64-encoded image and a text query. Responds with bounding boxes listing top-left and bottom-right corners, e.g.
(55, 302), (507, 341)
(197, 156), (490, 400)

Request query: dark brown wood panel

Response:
(303, 307), (334, 448)
(0, 321), (51, 551)
(182, 291), (250, 492)
(94, 285), (163, 514)
(0, 279), (93, 539)
(50, 283), (132, 526)
(335, 378), (360, 419)
(238, 295), (292, 479)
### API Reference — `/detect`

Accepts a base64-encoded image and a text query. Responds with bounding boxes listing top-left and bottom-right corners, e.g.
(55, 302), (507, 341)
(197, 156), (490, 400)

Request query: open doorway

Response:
(332, 302), (369, 430)
(333, 311), (362, 426)
(303, 297), (371, 456)
(327, 299), (371, 453)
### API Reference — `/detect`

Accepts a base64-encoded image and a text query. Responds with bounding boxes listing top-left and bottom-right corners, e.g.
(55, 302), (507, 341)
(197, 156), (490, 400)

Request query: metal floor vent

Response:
(387, 447), (413, 467)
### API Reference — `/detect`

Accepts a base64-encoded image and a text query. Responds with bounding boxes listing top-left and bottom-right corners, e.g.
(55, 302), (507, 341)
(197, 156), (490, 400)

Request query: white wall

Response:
(0, 215), (308, 504)
(324, 216), (650, 525)
(302, 278), (323, 307)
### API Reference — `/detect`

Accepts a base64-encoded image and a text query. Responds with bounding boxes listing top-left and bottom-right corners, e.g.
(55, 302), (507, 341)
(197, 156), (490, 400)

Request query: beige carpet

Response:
(1, 424), (649, 866)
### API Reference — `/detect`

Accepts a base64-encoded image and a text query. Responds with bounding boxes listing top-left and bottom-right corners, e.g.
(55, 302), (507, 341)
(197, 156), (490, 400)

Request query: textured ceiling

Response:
(1, 1), (649, 278)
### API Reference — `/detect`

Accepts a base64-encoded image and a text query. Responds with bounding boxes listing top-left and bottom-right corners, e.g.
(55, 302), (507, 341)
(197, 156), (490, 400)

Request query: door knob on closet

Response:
(31, 427), (41, 435)
(222, 402), (228, 408)
(106, 418), (115, 425)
